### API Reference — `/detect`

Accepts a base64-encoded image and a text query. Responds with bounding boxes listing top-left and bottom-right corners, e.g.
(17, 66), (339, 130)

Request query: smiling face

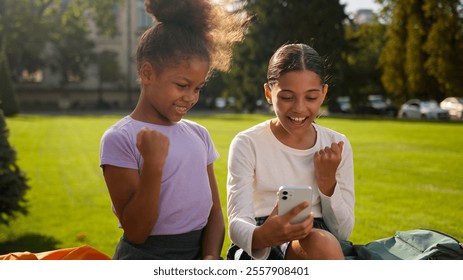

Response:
(136, 57), (209, 125)
(265, 70), (328, 138)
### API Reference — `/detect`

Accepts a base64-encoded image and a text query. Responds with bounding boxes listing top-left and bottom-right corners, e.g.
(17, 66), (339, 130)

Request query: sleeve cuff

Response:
(250, 247), (270, 260)
(319, 183), (343, 206)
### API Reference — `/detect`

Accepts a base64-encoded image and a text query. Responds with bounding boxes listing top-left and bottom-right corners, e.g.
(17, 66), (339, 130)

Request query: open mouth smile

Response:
(175, 105), (189, 113)
(288, 116), (309, 124)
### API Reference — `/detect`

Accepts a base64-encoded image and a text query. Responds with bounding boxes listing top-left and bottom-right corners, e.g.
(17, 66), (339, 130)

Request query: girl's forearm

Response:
(121, 163), (162, 244)
(201, 206), (225, 259)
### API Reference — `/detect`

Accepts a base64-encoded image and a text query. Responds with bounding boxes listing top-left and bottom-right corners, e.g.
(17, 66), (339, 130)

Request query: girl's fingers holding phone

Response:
(269, 202), (279, 217)
(282, 201), (309, 222)
(260, 207), (312, 246)
(291, 213), (314, 239)
(300, 212), (314, 231)
(286, 216), (313, 240)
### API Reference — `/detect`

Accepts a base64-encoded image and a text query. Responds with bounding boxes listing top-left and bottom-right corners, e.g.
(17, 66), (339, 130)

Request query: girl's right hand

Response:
(252, 202), (314, 249)
(136, 127), (170, 168)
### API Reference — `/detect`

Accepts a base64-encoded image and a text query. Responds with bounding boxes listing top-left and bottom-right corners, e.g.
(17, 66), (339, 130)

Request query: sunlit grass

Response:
(2, 113), (462, 258)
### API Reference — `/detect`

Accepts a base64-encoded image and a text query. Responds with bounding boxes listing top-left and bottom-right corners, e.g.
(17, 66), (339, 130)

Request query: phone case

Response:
(278, 185), (313, 224)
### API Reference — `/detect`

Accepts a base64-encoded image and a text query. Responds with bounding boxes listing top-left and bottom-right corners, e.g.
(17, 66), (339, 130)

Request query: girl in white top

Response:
(227, 44), (355, 260)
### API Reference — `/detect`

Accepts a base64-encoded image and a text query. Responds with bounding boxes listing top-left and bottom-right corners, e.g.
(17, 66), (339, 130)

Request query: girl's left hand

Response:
(314, 141), (344, 197)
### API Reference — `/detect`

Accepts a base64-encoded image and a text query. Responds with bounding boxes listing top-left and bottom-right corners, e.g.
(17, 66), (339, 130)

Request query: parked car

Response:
(357, 95), (398, 117)
(328, 96), (352, 114)
(336, 96), (352, 113)
(398, 99), (450, 120)
(440, 97), (463, 119)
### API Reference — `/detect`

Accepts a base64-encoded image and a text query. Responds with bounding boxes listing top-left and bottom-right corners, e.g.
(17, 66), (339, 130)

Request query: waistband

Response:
(123, 229), (203, 249)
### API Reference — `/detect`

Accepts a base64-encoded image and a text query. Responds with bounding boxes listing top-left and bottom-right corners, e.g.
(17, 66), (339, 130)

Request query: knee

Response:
(300, 229), (344, 260)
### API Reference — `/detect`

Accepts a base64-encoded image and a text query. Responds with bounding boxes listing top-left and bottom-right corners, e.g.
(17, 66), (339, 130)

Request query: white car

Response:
(399, 99), (450, 120)
(440, 97), (463, 119)
(336, 96), (352, 113)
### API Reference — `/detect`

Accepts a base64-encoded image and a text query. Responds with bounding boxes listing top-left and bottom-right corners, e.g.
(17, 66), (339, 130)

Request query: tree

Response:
(96, 50), (123, 109)
(378, 0), (463, 102)
(422, 1), (463, 97)
(344, 19), (388, 111)
(0, 0), (50, 82)
(48, 0), (96, 92)
(0, 0), (43, 116)
(0, 110), (29, 225)
(0, 0), (121, 111)
(0, 51), (20, 116)
(223, 0), (348, 112)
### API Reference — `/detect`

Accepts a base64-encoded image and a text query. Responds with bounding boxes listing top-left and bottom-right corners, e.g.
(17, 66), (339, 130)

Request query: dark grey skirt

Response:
(227, 217), (330, 260)
(113, 229), (203, 260)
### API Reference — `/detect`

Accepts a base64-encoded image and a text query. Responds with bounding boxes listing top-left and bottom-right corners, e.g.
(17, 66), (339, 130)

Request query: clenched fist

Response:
(314, 141), (344, 197)
(136, 127), (170, 168)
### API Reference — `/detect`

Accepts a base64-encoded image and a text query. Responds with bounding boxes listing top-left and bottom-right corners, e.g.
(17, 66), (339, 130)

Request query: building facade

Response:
(17, 0), (153, 111)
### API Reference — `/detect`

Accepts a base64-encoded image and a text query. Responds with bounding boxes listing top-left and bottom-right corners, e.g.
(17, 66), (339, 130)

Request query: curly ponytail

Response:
(137, 0), (246, 75)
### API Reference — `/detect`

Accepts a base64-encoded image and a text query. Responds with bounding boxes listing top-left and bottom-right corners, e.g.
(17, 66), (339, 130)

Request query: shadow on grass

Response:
(0, 233), (60, 254)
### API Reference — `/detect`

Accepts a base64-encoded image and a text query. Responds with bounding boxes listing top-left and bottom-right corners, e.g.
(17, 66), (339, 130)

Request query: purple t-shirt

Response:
(100, 116), (218, 235)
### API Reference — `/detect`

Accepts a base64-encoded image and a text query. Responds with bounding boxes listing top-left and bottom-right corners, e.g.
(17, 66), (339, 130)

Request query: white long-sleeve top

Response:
(227, 120), (355, 259)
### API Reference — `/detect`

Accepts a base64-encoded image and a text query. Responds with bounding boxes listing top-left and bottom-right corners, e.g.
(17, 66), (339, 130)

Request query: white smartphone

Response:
(278, 185), (313, 224)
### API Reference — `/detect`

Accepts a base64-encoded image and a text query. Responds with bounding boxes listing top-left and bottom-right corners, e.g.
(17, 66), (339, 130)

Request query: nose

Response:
(292, 97), (306, 112)
(183, 90), (199, 103)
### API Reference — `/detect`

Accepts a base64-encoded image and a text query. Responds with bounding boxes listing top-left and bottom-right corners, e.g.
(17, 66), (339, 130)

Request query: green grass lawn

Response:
(1, 113), (462, 259)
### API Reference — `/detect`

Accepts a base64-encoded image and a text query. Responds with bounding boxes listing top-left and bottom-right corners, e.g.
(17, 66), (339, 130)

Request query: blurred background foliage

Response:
(1, 0), (462, 116)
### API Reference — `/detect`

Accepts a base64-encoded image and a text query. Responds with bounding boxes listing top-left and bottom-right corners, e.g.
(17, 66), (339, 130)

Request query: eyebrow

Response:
(278, 87), (321, 94)
(175, 76), (206, 86)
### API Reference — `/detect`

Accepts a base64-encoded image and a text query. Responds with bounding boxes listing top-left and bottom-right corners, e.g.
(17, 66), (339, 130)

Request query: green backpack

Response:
(342, 229), (463, 260)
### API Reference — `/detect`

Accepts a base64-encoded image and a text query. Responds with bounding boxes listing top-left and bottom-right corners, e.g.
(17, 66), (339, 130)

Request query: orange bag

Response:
(0, 245), (111, 260)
